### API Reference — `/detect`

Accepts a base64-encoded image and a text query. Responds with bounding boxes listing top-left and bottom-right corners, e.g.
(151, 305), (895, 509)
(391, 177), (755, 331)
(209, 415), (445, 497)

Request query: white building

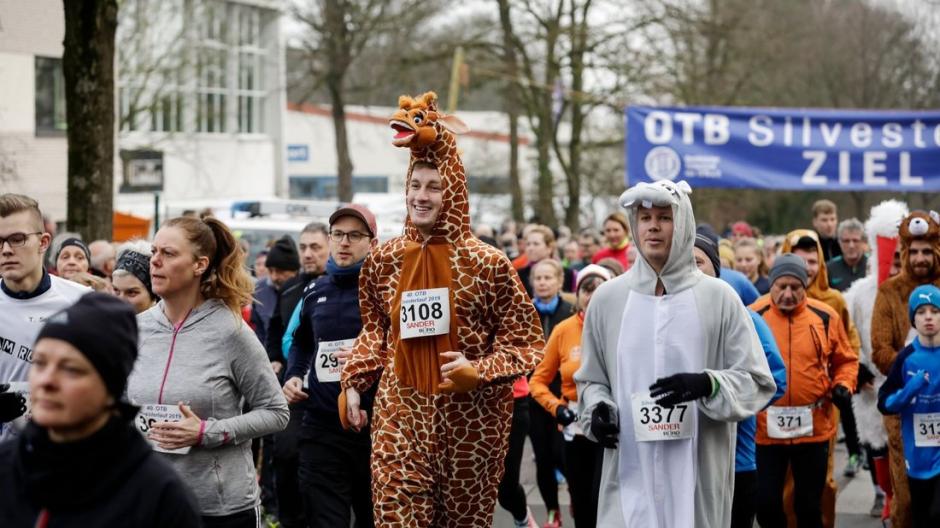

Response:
(0, 0), (287, 225)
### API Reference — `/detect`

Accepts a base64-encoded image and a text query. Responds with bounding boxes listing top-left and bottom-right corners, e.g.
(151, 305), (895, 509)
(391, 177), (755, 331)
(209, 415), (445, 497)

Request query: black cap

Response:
(57, 237), (90, 263)
(35, 293), (139, 418)
(694, 234), (721, 277)
(792, 235), (818, 252)
(265, 236), (300, 271)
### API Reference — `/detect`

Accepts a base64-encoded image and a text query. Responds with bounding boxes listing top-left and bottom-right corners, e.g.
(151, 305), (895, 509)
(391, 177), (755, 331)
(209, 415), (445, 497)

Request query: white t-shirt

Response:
(0, 274), (89, 383)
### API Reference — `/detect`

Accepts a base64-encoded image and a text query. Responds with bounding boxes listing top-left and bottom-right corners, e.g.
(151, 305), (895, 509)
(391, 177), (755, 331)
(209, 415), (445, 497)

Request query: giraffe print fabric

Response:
(341, 92), (544, 527)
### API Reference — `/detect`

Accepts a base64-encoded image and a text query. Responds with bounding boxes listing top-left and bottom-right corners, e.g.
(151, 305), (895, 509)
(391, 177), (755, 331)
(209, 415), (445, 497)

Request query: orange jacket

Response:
(750, 294), (858, 445)
(530, 314), (583, 415)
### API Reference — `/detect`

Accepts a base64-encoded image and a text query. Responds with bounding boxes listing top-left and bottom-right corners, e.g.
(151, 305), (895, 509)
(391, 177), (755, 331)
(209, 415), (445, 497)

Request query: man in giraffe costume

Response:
(340, 92), (544, 527)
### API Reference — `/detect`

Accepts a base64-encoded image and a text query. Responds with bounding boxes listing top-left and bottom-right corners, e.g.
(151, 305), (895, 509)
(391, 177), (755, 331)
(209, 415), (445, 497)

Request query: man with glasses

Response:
(0, 194), (88, 436)
(828, 218), (868, 292)
(281, 204), (379, 528)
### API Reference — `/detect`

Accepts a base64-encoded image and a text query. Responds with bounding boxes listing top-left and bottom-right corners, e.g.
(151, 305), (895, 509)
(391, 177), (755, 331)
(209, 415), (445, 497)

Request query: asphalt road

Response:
(492, 437), (883, 527)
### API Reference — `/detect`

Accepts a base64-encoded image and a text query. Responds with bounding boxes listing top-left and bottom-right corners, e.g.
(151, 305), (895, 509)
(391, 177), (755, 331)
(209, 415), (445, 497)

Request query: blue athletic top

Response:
(735, 310), (787, 472)
(878, 338), (940, 479)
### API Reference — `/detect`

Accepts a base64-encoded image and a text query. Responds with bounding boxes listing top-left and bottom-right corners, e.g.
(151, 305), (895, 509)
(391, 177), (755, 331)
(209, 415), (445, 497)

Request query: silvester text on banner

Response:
(626, 106), (940, 191)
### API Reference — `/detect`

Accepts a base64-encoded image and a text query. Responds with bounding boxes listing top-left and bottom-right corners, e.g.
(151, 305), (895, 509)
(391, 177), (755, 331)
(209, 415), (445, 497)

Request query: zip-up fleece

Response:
(750, 294), (858, 445)
(127, 299), (290, 516)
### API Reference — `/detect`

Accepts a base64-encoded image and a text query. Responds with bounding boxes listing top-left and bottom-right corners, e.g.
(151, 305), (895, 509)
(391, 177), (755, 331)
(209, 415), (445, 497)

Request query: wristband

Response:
(709, 373), (720, 399)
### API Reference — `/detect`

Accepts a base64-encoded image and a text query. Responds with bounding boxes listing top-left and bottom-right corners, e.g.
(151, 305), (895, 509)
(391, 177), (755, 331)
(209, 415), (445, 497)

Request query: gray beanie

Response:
(769, 253), (808, 287)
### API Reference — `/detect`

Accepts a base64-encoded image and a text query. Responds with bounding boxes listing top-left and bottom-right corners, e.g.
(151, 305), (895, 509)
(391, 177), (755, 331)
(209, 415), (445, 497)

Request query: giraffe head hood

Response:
(618, 180), (701, 295)
(390, 92), (472, 243)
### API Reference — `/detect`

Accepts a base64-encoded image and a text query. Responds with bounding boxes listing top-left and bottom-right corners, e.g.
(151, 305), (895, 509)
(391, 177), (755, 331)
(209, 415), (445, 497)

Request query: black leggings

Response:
(528, 396), (564, 511)
(755, 441), (829, 528)
(498, 397), (530, 521)
(833, 396), (861, 458)
(731, 470), (757, 528)
(909, 474), (940, 528)
(564, 434), (601, 528)
(202, 507), (260, 528)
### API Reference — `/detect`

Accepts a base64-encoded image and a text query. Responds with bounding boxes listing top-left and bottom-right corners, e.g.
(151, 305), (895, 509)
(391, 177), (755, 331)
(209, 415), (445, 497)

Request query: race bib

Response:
(914, 413), (940, 447)
(631, 392), (694, 442)
(767, 406), (814, 439)
(315, 339), (356, 383)
(400, 288), (450, 339)
(134, 404), (191, 454)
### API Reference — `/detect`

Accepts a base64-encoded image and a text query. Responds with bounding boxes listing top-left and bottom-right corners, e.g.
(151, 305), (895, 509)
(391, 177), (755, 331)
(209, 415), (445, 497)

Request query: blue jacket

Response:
(721, 268), (760, 307)
(878, 339), (940, 479)
(735, 310), (787, 472)
(285, 269), (376, 435)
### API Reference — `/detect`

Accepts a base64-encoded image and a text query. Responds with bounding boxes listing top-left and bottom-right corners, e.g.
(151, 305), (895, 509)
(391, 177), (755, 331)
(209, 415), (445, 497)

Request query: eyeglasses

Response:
(0, 232), (42, 249)
(329, 230), (369, 243)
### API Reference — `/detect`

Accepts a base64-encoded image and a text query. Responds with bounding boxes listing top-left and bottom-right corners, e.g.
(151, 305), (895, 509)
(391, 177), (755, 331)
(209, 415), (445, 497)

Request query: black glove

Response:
(649, 372), (713, 407)
(590, 403), (619, 449)
(556, 405), (577, 427)
(831, 384), (853, 407)
(857, 364), (876, 388)
(0, 384), (26, 423)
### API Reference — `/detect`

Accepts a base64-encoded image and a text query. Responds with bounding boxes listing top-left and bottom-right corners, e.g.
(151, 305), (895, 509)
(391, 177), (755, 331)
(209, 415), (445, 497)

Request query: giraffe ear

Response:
(438, 114), (470, 135)
(419, 91), (438, 110)
(398, 95), (415, 109)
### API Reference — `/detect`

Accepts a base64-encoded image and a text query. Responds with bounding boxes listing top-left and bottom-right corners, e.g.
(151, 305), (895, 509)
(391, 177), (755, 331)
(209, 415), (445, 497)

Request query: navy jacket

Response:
(286, 269), (376, 435)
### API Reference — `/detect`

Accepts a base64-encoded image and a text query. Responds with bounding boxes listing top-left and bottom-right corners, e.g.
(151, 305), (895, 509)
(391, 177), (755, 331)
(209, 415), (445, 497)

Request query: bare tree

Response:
(292, 0), (441, 202)
(62, 0), (118, 240)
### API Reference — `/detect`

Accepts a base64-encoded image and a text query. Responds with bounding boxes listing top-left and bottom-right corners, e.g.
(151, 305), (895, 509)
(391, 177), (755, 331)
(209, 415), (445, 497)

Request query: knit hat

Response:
(329, 204), (378, 239)
(35, 293), (139, 418)
(909, 284), (940, 324)
(769, 253), (808, 287)
(694, 234), (722, 277)
(57, 237), (90, 263)
(265, 236), (300, 271)
(114, 250), (154, 299)
(576, 264), (613, 291)
(731, 221), (754, 238)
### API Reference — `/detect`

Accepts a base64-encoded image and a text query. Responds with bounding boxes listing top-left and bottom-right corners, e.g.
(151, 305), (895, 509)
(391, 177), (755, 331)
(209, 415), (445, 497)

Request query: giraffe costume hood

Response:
(340, 91), (544, 526)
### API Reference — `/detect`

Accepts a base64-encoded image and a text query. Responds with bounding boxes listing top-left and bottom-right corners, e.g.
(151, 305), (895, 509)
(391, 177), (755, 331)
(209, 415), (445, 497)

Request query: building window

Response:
(236, 5), (265, 133)
(35, 57), (67, 134)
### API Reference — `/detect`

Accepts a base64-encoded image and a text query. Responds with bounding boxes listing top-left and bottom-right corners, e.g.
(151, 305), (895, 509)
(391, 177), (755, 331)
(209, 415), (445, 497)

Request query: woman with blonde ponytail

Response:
(127, 216), (289, 527)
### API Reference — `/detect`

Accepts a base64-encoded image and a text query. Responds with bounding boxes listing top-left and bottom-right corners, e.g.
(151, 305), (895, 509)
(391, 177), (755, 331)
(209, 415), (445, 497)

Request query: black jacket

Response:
(286, 269), (376, 436)
(0, 418), (201, 527)
(265, 271), (320, 365)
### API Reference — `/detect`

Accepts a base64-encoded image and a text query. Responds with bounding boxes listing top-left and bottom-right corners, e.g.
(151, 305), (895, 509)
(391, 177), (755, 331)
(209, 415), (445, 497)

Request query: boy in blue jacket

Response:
(878, 284), (940, 527)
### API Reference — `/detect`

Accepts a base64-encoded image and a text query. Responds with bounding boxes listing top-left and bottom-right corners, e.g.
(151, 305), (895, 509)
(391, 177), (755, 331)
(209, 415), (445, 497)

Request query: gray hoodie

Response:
(574, 180), (775, 527)
(127, 299), (289, 516)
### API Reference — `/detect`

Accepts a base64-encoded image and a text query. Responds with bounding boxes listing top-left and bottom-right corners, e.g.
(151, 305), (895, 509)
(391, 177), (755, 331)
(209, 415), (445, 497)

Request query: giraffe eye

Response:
(413, 115), (423, 124)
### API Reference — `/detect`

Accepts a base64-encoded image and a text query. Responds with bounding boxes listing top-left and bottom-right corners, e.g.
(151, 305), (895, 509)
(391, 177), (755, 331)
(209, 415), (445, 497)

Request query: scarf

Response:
(534, 295), (561, 315)
(326, 255), (364, 277)
(392, 238), (460, 394)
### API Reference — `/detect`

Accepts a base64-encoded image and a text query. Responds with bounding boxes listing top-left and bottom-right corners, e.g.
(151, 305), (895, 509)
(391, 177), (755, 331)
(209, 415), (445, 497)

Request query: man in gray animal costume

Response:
(575, 179), (776, 527)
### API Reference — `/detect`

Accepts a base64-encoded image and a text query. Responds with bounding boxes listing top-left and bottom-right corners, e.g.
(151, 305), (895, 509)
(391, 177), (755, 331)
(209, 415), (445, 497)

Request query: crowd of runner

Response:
(0, 93), (938, 528)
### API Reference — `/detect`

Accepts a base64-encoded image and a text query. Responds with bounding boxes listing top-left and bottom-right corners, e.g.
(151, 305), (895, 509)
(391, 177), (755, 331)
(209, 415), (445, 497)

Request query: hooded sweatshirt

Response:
(574, 180), (776, 528)
(781, 229), (861, 354)
(127, 299), (290, 516)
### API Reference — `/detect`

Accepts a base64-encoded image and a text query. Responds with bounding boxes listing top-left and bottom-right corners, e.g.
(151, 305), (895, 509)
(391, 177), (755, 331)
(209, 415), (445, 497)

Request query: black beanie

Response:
(57, 237), (90, 263)
(265, 236), (300, 271)
(694, 234), (722, 278)
(36, 293), (139, 418)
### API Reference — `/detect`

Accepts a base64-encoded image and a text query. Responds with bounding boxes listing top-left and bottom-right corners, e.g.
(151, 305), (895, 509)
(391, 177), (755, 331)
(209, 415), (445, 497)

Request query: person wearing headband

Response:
(111, 241), (157, 314)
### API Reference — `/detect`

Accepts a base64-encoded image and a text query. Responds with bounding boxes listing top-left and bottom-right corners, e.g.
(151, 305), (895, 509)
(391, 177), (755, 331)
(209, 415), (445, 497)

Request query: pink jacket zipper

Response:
(158, 309), (192, 404)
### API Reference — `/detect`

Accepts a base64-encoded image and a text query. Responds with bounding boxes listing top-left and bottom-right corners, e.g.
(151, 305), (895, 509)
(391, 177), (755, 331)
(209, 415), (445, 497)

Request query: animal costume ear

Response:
(398, 95), (415, 109)
(438, 114), (470, 135)
(419, 91), (438, 111)
(676, 181), (692, 195)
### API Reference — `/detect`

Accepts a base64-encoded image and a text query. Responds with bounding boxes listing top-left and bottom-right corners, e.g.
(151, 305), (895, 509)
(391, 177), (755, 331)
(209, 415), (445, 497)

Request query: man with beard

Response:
(872, 210), (940, 528)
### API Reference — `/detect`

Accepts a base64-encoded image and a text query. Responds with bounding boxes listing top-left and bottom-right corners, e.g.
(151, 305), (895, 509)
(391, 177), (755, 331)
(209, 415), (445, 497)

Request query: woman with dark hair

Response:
(0, 293), (201, 527)
(127, 216), (289, 527)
